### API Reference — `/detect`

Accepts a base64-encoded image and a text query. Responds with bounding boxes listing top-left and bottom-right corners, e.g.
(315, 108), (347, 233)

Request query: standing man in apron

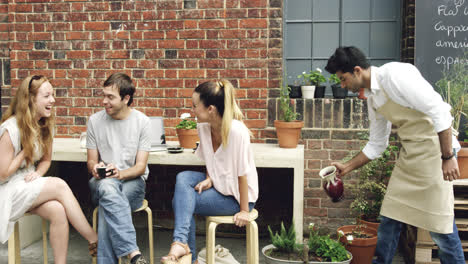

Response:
(325, 46), (464, 264)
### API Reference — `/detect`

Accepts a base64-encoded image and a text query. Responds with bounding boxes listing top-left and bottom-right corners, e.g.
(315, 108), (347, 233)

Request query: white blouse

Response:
(363, 62), (458, 160)
(195, 120), (259, 203)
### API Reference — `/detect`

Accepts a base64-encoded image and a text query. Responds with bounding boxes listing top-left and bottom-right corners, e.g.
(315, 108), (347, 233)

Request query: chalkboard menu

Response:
(415, 0), (468, 86)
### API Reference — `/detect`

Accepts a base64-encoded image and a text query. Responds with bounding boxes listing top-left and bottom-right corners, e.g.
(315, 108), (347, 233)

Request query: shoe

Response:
(161, 241), (192, 264)
(88, 242), (97, 257)
(129, 255), (148, 264)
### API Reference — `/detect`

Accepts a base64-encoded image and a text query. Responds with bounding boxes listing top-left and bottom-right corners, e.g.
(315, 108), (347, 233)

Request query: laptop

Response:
(149, 117), (167, 152)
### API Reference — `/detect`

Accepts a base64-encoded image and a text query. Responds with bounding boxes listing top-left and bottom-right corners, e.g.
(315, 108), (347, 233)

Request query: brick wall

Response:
(3, 0), (415, 234)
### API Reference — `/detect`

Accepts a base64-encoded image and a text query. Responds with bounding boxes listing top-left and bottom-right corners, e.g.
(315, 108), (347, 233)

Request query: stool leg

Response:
(8, 222), (21, 264)
(146, 207), (154, 264)
(92, 207), (98, 264)
(206, 221), (218, 264)
(42, 219), (48, 264)
(247, 221), (259, 264)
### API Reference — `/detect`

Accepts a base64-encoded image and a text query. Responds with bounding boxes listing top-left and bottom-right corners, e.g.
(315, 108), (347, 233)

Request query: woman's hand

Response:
(233, 210), (250, 227)
(194, 178), (212, 194)
(24, 171), (41, 182)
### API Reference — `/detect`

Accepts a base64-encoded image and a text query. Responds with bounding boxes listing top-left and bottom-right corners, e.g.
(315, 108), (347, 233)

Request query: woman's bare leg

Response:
(29, 201), (68, 264)
(30, 177), (97, 244)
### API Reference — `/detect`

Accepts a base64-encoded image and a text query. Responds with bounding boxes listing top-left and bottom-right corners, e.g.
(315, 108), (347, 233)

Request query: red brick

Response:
(66, 12), (88, 21)
(29, 51), (51, 60)
(68, 70), (91, 78)
(145, 50), (164, 59)
(105, 50), (129, 59)
(239, 79), (267, 88)
(199, 20), (224, 29)
(138, 40), (158, 49)
(186, 40), (199, 49)
(158, 40), (184, 49)
(239, 99), (266, 109)
(84, 2), (109, 11)
(87, 60), (111, 69)
(198, 0), (224, 9)
(222, 69), (245, 78)
(199, 60), (225, 69)
(243, 119), (266, 128)
(143, 31), (164, 39)
(67, 51), (91, 59)
(239, 39), (266, 48)
(199, 40), (225, 49)
(240, 19), (267, 28)
(240, 0), (267, 8)
(66, 32), (88, 40)
(158, 80), (183, 88)
(184, 20), (198, 29)
(240, 60), (267, 68)
(179, 69), (204, 78)
(14, 23), (33, 32)
(219, 50), (245, 58)
(84, 22), (109, 31)
(158, 21), (183, 30)
(136, 22), (156, 30)
(179, 50), (204, 58)
(179, 30), (205, 39)
(47, 60), (72, 69)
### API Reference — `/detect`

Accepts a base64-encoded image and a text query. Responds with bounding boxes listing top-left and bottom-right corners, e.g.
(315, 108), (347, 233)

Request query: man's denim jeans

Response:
(172, 171), (254, 263)
(373, 215), (465, 264)
(89, 177), (145, 264)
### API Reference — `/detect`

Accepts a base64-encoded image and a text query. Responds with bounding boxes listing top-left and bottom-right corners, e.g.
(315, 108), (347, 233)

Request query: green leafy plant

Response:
(278, 78), (298, 122)
(328, 73), (340, 85)
(268, 222), (299, 254)
(176, 113), (197, 129)
(435, 50), (468, 133)
(297, 68), (327, 86)
(308, 223), (350, 262)
(350, 134), (400, 222)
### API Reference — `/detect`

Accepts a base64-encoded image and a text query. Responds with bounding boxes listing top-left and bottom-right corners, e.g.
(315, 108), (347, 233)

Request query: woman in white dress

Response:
(0, 75), (98, 263)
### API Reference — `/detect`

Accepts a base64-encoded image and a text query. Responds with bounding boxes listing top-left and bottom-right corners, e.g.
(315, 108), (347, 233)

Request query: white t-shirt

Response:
(86, 109), (151, 180)
(195, 120), (259, 203)
(363, 62), (458, 160)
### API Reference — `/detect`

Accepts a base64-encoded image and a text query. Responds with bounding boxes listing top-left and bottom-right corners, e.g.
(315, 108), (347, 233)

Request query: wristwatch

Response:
(441, 153), (455, 160)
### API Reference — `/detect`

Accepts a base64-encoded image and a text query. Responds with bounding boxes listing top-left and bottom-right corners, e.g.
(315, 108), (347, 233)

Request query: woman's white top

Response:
(195, 120), (259, 203)
(0, 117), (47, 244)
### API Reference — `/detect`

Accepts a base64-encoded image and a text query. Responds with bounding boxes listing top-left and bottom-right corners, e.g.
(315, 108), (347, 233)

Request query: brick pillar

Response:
(0, 0), (9, 115)
(401, 0), (415, 64)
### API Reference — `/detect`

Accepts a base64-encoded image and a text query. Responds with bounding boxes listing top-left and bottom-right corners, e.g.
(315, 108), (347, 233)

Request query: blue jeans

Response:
(89, 177), (145, 264)
(373, 215), (465, 264)
(172, 171), (255, 262)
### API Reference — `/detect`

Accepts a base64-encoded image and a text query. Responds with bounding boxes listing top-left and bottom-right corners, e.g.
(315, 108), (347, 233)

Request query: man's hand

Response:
(92, 162), (106, 179)
(233, 210), (250, 227)
(24, 171), (41, 182)
(194, 178), (212, 194)
(106, 163), (121, 180)
(331, 162), (349, 178)
(442, 157), (459, 181)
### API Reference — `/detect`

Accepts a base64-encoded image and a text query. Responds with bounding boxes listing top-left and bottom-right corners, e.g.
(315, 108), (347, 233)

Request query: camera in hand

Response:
(97, 167), (107, 178)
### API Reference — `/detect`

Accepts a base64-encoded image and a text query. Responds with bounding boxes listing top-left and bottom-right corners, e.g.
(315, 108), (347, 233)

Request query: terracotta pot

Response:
(458, 144), (468, 179)
(357, 218), (380, 232)
(176, 128), (199, 149)
(274, 120), (304, 148)
(337, 225), (378, 264)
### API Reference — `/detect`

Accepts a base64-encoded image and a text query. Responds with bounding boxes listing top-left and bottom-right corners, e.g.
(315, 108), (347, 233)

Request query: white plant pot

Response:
(301, 85), (315, 99)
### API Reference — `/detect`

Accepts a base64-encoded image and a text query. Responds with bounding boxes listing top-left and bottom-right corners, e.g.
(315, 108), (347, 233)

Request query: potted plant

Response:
(262, 222), (352, 264)
(274, 77), (304, 148)
(336, 224), (377, 264)
(298, 68), (327, 99)
(288, 76), (302, 99)
(176, 113), (199, 149)
(435, 51), (468, 178)
(328, 74), (348, 99)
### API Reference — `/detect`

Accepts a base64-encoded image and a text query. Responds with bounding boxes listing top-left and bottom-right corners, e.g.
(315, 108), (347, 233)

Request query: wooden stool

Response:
(92, 199), (154, 264)
(8, 213), (48, 264)
(205, 209), (259, 264)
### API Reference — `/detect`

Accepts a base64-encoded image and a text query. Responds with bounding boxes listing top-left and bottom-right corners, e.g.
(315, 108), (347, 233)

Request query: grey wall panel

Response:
(343, 23), (370, 55)
(313, 23), (340, 57)
(372, 0), (399, 20)
(286, 23), (312, 58)
(286, 0), (312, 20)
(370, 22), (398, 58)
(343, 0), (371, 20)
(313, 0), (340, 21)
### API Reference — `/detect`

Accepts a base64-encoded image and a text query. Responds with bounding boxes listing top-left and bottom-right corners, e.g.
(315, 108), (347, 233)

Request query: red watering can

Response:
(319, 166), (344, 202)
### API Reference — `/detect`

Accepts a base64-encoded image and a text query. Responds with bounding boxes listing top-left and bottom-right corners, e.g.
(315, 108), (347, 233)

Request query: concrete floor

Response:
(0, 226), (406, 264)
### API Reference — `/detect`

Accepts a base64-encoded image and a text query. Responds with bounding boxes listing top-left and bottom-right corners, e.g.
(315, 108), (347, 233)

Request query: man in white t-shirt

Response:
(325, 46), (464, 264)
(86, 73), (151, 264)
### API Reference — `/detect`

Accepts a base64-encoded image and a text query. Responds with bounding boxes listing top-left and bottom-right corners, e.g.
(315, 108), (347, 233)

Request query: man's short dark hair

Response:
(103, 73), (135, 106)
(325, 46), (370, 74)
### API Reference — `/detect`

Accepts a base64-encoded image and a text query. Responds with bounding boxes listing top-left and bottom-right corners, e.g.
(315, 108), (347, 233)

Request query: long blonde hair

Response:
(194, 79), (244, 147)
(1, 75), (55, 165)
